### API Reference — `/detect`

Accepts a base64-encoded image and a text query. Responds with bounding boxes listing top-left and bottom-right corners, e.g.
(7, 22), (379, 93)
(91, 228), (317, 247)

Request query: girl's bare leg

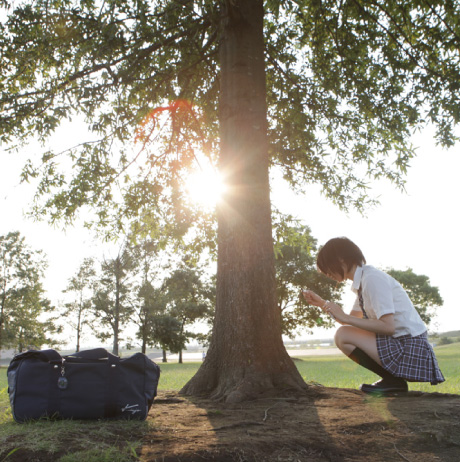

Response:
(334, 325), (382, 365)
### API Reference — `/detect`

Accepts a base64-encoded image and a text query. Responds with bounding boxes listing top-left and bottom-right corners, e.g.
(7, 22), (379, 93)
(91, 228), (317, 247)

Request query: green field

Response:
(157, 342), (460, 394)
(1, 342), (459, 398)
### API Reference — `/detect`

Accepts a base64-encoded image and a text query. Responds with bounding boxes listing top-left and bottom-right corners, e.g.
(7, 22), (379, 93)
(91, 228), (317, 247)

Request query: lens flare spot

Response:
(185, 167), (226, 209)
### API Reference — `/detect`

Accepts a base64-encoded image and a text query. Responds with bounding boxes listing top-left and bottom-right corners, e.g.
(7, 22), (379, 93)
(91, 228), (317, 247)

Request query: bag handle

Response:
(66, 348), (119, 362)
(40, 349), (63, 362)
(12, 349), (62, 363)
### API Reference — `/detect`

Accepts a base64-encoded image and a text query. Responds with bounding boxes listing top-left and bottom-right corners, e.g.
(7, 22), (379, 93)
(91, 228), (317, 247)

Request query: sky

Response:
(1, 123), (459, 345)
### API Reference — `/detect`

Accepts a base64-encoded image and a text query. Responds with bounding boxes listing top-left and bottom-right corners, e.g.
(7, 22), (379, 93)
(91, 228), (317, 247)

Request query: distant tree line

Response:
(58, 237), (215, 362)
(0, 226), (444, 361)
(0, 232), (59, 353)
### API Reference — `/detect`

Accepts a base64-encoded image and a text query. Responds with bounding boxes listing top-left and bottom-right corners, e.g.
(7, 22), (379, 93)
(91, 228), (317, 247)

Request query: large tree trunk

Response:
(181, 0), (307, 402)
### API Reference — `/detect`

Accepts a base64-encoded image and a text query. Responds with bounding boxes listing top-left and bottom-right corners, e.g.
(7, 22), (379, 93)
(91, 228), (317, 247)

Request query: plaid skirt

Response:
(376, 331), (445, 385)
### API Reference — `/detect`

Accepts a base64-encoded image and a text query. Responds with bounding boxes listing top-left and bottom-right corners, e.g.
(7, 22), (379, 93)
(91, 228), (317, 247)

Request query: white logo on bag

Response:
(122, 404), (141, 414)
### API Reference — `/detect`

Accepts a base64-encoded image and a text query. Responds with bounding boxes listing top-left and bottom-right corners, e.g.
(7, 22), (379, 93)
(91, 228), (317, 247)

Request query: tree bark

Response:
(181, 0), (307, 402)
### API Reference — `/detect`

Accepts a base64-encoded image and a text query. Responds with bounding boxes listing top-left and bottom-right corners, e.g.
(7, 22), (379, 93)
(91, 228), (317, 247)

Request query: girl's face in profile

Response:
(323, 261), (353, 283)
(325, 270), (345, 283)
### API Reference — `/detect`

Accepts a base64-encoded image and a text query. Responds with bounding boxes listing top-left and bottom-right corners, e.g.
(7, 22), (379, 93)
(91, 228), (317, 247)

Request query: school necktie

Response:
(358, 287), (368, 319)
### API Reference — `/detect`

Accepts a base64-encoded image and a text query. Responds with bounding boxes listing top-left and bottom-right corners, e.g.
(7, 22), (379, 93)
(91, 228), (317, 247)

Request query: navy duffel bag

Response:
(7, 348), (160, 422)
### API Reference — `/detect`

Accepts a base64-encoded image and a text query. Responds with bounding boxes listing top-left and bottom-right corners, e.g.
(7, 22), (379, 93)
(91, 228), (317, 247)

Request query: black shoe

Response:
(359, 378), (408, 395)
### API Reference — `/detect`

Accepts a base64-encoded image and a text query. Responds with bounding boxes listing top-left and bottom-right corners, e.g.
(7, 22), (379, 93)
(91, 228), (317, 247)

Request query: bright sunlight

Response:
(185, 165), (226, 210)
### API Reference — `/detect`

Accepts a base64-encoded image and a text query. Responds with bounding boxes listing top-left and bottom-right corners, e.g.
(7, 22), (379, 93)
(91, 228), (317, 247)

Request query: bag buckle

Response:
(57, 359), (68, 390)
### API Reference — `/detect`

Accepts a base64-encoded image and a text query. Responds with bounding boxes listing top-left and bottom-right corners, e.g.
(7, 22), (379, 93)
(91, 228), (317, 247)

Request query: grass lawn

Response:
(156, 342), (460, 394)
(0, 343), (458, 461)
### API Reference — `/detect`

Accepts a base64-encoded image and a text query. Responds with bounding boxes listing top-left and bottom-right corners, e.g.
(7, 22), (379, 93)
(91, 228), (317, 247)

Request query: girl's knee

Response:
(334, 326), (348, 349)
(334, 326), (363, 355)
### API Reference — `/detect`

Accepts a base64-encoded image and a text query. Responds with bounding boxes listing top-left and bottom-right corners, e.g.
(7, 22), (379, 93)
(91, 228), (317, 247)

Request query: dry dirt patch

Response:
(142, 388), (460, 462)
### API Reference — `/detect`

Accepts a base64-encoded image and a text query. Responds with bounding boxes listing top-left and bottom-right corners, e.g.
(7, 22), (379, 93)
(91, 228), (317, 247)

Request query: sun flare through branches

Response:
(185, 164), (226, 210)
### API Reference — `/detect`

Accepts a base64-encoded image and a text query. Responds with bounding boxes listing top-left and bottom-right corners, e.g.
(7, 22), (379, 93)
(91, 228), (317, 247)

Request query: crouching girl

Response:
(303, 237), (444, 394)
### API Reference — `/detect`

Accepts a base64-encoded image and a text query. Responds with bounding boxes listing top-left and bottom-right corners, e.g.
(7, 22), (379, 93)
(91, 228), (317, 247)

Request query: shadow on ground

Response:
(139, 387), (460, 462)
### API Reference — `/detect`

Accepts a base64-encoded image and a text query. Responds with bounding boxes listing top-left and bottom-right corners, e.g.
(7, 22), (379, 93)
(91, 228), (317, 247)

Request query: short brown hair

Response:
(317, 237), (366, 279)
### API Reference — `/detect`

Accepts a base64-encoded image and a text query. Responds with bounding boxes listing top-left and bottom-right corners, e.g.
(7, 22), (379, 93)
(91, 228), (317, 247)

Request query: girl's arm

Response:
(325, 301), (395, 336)
(302, 289), (394, 335)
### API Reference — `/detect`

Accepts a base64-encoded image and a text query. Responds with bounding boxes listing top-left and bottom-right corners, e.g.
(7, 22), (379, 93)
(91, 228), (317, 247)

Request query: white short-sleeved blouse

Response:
(351, 265), (427, 337)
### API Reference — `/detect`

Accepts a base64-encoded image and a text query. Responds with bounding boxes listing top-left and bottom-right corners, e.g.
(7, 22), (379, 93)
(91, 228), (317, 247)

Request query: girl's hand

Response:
(324, 301), (348, 324)
(302, 290), (326, 309)
(303, 290), (348, 324)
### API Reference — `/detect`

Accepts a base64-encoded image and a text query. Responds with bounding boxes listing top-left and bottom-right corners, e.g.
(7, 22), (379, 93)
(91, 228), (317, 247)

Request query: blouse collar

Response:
(351, 265), (364, 293)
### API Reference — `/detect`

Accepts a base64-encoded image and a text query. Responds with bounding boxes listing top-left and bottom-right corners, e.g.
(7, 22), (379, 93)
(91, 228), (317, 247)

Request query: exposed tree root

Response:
(181, 363), (314, 403)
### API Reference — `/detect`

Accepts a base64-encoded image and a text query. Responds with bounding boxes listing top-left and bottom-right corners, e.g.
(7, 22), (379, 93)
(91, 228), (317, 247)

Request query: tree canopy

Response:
(1, 0), (459, 237)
